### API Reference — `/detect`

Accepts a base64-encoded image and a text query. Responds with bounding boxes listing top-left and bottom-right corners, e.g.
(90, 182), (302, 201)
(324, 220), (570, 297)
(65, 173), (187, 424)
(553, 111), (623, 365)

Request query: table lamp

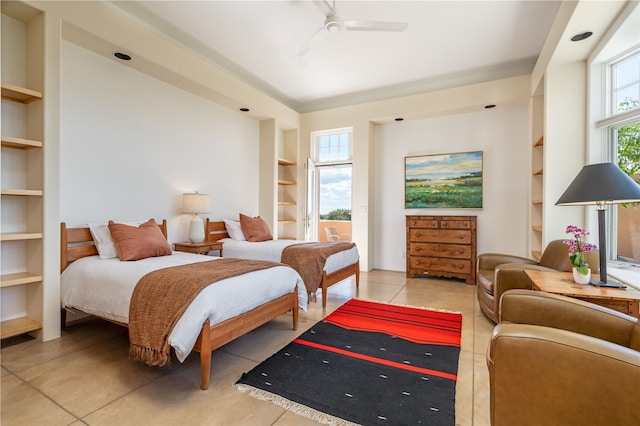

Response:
(182, 192), (210, 243)
(556, 162), (640, 287)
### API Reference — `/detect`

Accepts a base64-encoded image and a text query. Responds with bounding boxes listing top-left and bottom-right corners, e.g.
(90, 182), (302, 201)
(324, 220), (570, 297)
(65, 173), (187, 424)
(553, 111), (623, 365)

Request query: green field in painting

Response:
(405, 175), (482, 208)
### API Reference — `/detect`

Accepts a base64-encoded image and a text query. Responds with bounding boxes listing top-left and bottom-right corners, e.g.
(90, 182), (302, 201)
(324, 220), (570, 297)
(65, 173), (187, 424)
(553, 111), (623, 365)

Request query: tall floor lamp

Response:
(556, 163), (640, 287)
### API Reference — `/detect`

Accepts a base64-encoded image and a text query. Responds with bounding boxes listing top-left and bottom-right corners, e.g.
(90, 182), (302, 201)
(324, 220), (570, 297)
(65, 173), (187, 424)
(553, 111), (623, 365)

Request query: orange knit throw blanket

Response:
(129, 258), (283, 367)
(281, 242), (356, 301)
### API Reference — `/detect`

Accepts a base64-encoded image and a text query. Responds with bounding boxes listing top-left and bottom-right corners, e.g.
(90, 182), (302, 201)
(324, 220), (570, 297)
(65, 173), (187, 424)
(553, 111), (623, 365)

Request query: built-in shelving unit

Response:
(1, 3), (46, 339)
(277, 157), (297, 236)
(530, 89), (544, 260)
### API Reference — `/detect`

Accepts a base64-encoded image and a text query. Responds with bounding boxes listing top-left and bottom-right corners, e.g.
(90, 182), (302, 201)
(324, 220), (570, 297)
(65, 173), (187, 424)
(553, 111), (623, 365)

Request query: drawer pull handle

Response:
(415, 232), (421, 237)
(416, 247), (422, 252)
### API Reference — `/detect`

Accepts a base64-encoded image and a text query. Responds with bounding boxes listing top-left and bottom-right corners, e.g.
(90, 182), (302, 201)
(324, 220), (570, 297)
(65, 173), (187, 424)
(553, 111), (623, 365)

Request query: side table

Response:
(174, 241), (223, 257)
(525, 270), (640, 319)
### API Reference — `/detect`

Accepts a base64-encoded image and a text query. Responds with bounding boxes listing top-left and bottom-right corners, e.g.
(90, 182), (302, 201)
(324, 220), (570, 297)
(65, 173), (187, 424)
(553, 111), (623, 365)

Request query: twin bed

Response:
(205, 219), (360, 308)
(60, 217), (360, 390)
(60, 220), (305, 390)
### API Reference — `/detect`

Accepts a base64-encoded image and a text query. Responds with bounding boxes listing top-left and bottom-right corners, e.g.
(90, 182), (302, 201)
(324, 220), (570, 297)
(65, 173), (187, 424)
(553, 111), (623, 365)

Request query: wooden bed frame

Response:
(60, 221), (298, 390)
(205, 219), (360, 308)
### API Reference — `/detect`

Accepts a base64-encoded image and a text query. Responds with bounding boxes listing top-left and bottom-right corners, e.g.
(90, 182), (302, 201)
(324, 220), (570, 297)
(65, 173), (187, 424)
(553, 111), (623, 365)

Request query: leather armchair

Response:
(476, 240), (598, 322)
(487, 289), (640, 426)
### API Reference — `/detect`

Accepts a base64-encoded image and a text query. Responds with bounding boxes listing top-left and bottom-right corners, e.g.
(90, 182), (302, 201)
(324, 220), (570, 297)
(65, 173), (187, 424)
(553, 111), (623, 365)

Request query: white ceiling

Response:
(109, 0), (562, 113)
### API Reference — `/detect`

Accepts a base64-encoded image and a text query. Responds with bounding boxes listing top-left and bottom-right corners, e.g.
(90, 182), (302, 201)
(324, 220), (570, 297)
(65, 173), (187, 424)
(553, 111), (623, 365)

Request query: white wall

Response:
(373, 105), (531, 271)
(60, 41), (260, 243)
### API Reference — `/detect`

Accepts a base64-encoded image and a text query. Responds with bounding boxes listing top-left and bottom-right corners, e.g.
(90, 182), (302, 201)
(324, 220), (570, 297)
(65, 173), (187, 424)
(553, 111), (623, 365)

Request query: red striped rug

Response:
(236, 299), (462, 425)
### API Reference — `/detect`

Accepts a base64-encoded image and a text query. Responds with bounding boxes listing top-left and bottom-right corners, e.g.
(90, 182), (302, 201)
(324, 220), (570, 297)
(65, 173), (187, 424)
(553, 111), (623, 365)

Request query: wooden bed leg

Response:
(355, 267), (360, 289)
(292, 302), (299, 330)
(199, 320), (212, 390)
(322, 285), (328, 309)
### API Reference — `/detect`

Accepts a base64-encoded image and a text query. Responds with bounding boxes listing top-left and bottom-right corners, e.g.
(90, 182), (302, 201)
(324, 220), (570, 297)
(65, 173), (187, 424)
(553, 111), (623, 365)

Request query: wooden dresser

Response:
(406, 215), (477, 284)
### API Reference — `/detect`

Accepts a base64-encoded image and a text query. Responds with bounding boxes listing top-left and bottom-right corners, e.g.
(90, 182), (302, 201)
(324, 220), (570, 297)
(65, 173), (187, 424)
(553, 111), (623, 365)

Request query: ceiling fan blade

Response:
(344, 19), (408, 32)
(297, 27), (324, 57)
(313, 0), (336, 17)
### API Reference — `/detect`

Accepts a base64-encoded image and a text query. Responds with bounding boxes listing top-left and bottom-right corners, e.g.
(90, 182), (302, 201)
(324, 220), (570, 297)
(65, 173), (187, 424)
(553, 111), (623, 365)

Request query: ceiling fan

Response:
(298, 0), (408, 55)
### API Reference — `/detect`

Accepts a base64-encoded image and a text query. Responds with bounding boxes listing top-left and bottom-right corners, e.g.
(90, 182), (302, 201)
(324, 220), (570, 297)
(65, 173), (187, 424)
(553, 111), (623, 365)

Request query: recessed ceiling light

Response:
(570, 31), (593, 42)
(394, 117), (404, 121)
(484, 104), (496, 109)
(114, 52), (132, 61)
(239, 107), (250, 112)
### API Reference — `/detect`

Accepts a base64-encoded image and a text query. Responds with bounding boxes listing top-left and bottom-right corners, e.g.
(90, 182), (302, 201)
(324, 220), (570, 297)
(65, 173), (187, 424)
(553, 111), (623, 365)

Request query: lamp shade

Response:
(555, 162), (640, 288)
(182, 192), (210, 214)
(556, 163), (640, 206)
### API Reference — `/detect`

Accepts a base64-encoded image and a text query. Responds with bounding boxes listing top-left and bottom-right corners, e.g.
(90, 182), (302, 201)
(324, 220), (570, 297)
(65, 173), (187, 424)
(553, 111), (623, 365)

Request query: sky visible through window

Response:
(319, 165), (352, 215)
(614, 54), (640, 112)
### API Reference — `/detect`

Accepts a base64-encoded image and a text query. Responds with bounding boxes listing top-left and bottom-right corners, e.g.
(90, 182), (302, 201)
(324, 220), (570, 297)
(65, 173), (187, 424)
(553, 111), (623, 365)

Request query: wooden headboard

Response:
(205, 219), (229, 242)
(60, 220), (168, 272)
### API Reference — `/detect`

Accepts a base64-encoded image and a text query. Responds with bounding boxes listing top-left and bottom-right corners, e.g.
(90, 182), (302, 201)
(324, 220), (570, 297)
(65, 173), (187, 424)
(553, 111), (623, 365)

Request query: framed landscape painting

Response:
(405, 151), (483, 208)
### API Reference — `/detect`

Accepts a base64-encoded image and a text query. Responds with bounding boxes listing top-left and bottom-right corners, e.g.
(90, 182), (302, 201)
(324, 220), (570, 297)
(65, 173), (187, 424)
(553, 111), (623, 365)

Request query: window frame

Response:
(595, 49), (640, 265)
(311, 127), (353, 166)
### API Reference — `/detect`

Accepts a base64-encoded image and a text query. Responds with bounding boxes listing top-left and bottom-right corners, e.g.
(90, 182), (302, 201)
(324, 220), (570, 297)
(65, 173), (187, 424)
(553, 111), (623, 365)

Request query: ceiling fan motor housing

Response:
(324, 15), (343, 33)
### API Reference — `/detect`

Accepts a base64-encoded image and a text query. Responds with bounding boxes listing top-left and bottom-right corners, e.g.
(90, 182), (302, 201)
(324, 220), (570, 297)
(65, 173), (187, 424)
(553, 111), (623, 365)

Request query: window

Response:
(605, 51), (640, 264)
(314, 129), (352, 163)
(612, 53), (640, 113)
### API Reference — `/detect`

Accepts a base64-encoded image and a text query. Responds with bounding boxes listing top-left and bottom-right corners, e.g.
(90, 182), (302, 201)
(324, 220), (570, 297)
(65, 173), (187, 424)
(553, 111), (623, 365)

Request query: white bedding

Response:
(60, 252), (306, 362)
(220, 238), (360, 274)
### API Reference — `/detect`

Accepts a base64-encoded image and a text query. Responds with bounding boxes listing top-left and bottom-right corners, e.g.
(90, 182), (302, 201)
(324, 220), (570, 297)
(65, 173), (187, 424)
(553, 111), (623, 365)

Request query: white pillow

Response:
(224, 219), (246, 241)
(88, 221), (143, 259)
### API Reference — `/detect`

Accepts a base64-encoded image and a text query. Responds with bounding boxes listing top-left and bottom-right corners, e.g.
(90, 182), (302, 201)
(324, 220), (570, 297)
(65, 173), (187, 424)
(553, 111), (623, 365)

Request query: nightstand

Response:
(174, 241), (223, 257)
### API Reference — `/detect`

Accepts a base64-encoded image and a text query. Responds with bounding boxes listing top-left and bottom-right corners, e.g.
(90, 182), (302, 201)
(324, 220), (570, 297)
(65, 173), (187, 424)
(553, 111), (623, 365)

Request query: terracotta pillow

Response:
(108, 219), (172, 261)
(239, 214), (273, 242)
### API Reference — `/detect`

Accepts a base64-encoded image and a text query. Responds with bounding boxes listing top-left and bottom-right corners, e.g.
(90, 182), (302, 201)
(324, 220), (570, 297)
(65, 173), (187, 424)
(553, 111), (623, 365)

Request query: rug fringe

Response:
(236, 384), (360, 426)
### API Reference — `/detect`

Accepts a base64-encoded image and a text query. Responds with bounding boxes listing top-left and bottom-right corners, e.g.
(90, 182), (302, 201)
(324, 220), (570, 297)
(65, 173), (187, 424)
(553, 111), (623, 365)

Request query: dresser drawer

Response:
(406, 218), (439, 229)
(409, 243), (471, 259)
(440, 220), (472, 230)
(409, 229), (471, 244)
(409, 257), (472, 274)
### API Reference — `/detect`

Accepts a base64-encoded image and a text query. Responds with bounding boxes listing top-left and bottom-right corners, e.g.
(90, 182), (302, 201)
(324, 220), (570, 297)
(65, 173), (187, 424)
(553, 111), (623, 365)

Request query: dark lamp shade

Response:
(556, 163), (640, 206)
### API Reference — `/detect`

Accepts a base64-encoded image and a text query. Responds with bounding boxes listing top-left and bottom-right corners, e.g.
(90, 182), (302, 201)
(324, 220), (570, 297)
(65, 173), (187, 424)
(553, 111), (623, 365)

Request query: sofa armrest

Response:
(487, 323), (640, 426)
(499, 289), (637, 348)
(477, 253), (536, 271)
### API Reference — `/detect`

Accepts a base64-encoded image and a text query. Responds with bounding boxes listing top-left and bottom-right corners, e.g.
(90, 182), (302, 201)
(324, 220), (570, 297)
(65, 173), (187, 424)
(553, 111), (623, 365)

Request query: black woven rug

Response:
(236, 299), (462, 425)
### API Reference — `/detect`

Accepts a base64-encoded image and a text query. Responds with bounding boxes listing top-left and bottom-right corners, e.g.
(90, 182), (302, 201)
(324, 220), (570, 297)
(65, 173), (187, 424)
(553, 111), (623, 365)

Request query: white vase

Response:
(572, 267), (591, 284)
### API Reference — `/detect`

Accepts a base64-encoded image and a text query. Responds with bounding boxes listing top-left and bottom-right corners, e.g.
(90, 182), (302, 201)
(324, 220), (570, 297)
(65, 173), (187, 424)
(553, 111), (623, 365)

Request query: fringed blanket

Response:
(281, 242), (356, 302)
(129, 258), (283, 367)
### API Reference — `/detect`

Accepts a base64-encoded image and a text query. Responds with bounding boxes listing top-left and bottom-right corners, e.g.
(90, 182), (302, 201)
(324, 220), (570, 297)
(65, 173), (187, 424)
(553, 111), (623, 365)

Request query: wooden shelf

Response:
(0, 232), (43, 241)
(1, 316), (41, 339)
(534, 136), (544, 147)
(1, 272), (42, 288)
(532, 226), (543, 232)
(278, 158), (296, 166)
(1, 189), (43, 196)
(532, 251), (542, 260)
(278, 200), (296, 205)
(533, 168), (543, 176)
(277, 179), (296, 185)
(278, 219), (296, 224)
(1, 136), (42, 149)
(532, 199), (543, 205)
(1, 82), (42, 103)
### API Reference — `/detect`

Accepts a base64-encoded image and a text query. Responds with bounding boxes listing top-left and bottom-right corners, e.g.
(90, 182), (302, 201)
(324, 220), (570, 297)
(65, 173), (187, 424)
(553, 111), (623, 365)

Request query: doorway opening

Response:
(307, 128), (353, 242)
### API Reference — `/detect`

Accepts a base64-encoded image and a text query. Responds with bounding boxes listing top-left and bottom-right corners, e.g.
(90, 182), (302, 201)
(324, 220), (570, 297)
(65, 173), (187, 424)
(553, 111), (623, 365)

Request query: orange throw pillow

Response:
(108, 219), (172, 261)
(239, 214), (273, 242)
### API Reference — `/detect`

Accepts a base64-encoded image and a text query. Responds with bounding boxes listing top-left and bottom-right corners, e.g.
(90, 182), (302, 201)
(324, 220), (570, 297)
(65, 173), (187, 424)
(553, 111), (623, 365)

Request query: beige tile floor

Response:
(1, 270), (495, 425)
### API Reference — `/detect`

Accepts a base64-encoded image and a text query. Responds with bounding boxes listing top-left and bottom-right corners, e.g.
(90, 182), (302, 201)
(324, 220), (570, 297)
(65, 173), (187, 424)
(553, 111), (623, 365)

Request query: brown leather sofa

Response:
(487, 289), (640, 425)
(476, 240), (599, 322)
